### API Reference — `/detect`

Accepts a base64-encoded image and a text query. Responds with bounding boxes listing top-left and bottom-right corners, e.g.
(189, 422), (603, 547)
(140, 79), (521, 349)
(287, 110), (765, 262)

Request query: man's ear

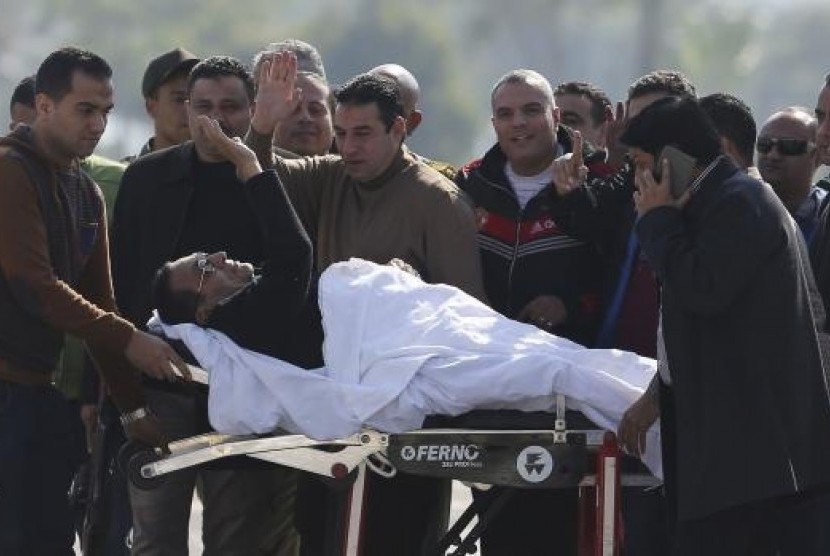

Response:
(392, 115), (407, 141)
(145, 97), (156, 118)
(35, 92), (54, 118)
(406, 110), (422, 135)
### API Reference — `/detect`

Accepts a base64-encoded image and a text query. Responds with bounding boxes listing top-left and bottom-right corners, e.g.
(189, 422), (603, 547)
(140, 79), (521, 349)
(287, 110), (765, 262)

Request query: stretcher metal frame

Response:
(127, 365), (657, 555)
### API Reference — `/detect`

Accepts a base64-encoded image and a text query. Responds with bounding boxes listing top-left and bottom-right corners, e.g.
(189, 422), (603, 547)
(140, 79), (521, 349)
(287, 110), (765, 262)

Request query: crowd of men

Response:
(2, 39), (830, 556)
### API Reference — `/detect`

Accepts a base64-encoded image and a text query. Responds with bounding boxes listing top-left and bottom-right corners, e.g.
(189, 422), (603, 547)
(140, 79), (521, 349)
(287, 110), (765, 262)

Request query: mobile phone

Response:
(654, 145), (697, 199)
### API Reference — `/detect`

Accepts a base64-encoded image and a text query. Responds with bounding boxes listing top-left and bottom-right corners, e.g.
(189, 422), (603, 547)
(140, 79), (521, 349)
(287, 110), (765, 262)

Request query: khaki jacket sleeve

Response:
(423, 186), (487, 302)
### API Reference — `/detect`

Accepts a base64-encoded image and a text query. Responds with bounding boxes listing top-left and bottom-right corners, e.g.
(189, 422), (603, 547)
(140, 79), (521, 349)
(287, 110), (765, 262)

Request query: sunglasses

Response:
(195, 253), (217, 298)
(756, 137), (814, 156)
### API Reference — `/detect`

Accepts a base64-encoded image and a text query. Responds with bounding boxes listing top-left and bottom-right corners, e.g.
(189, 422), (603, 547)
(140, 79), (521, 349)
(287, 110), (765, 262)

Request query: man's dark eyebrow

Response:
(335, 125), (374, 133)
(77, 101), (113, 112)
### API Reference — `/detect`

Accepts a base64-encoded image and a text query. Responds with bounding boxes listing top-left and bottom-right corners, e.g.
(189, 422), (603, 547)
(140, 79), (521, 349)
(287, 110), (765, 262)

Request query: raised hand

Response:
(250, 51), (302, 135)
(551, 130), (588, 196)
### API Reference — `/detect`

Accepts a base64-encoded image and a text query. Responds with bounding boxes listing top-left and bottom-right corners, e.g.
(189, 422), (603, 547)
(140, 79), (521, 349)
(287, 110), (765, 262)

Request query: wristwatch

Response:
(120, 406), (150, 427)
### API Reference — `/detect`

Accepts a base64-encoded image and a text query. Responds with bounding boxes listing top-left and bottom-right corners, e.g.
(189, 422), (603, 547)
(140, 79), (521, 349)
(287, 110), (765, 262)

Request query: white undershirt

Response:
(505, 145), (562, 209)
(506, 162), (555, 210)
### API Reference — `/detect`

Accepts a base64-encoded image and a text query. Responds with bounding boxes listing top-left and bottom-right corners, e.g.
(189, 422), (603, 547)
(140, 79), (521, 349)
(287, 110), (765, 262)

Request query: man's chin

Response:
(239, 263), (255, 280)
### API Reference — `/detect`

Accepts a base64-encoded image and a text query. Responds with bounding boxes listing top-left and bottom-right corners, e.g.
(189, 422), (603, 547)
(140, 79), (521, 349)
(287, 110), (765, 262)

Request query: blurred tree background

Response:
(1, 0), (828, 165)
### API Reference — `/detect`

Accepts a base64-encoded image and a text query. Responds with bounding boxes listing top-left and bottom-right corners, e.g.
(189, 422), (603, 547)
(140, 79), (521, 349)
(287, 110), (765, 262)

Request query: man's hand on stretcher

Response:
(125, 329), (191, 382)
(617, 374), (659, 458)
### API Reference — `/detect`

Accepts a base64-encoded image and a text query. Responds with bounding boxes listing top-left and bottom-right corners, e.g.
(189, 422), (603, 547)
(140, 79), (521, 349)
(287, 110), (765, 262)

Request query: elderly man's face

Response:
(167, 251), (254, 321)
(273, 74), (333, 156)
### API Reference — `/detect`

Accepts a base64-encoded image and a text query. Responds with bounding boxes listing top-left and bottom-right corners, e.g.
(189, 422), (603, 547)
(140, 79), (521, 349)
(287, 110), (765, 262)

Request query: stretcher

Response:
(123, 365), (658, 556)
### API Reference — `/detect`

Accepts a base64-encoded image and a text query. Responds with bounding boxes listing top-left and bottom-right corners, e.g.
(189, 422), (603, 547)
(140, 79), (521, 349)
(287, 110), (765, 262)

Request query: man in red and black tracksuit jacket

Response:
(456, 117), (611, 346)
(455, 69), (615, 555)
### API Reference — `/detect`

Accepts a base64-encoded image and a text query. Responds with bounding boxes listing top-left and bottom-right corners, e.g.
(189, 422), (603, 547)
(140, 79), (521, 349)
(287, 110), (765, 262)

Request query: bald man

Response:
(757, 107), (824, 242)
(368, 63), (456, 179)
(369, 63), (422, 134)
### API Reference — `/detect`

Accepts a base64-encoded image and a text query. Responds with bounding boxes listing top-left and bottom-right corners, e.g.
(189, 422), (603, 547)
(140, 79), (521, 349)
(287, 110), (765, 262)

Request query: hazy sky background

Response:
(1, 0), (828, 165)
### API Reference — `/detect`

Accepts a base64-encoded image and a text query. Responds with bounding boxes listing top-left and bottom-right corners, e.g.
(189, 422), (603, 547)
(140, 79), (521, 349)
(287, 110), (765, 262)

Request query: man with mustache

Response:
(111, 56), (277, 555)
(247, 52), (484, 556)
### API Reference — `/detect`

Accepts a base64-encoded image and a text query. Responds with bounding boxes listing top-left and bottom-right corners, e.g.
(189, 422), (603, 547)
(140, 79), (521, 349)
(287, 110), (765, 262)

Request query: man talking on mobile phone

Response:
(619, 95), (830, 555)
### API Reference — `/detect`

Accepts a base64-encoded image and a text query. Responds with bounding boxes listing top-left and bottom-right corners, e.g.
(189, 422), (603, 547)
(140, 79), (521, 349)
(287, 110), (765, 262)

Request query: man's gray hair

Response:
(251, 39), (327, 82)
(491, 69), (554, 108)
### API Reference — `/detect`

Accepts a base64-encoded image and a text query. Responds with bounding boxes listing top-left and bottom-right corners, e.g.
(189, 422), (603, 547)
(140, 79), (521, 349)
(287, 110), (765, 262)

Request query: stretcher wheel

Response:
(127, 449), (167, 491)
(118, 442), (167, 490)
(116, 441), (144, 476)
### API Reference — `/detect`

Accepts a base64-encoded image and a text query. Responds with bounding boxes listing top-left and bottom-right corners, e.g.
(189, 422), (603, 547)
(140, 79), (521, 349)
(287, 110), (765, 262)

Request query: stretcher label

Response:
(388, 432), (587, 488)
(400, 444), (483, 468)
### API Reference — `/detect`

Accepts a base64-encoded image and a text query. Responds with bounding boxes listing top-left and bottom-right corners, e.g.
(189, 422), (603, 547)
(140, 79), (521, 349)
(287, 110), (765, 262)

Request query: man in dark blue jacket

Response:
(621, 96), (830, 555)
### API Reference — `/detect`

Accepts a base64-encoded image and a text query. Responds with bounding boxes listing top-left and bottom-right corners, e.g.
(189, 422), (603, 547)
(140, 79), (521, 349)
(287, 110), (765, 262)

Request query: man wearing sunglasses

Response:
(757, 107), (824, 244)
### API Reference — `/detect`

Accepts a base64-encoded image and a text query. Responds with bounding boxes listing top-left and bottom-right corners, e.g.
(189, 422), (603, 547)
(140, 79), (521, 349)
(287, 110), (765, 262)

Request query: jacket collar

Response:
(355, 145), (412, 190)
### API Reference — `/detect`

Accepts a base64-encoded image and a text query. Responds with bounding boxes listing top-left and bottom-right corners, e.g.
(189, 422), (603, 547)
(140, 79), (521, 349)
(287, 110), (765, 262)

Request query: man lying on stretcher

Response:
(151, 115), (324, 370)
(149, 116), (662, 475)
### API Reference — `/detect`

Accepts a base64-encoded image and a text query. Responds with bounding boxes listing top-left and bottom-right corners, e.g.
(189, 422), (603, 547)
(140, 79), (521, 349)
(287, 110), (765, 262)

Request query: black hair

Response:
(334, 73), (404, 131)
(10, 76), (36, 110)
(35, 47), (112, 102)
(187, 56), (255, 102)
(620, 96), (722, 165)
(151, 263), (200, 325)
(628, 70), (697, 102)
(699, 93), (757, 166)
(554, 80), (612, 126)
